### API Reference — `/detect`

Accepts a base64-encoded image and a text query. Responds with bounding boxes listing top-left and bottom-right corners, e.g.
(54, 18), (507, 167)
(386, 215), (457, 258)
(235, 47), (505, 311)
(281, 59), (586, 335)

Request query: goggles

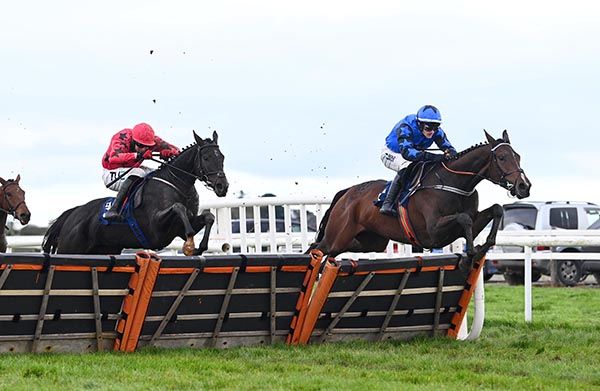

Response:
(420, 122), (440, 131)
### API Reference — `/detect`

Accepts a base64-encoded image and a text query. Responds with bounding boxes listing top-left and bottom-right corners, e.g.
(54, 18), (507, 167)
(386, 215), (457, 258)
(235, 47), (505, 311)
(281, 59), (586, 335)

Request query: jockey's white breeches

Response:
(102, 166), (154, 191)
(380, 145), (410, 173)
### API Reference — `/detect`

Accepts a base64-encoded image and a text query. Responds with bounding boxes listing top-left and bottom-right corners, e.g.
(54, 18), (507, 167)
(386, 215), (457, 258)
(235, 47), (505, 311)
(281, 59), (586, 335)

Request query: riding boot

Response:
(380, 169), (405, 217)
(104, 175), (139, 221)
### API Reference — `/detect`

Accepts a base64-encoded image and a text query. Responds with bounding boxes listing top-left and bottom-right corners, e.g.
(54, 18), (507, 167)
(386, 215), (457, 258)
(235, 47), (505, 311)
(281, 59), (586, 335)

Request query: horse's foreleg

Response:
(429, 213), (475, 255)
(0, 233), (6, 253)
(188, 210), (215, 255)
(429, 213), (476, 274)
(156, 203), (197, 255)
(472, 204), (503, 256)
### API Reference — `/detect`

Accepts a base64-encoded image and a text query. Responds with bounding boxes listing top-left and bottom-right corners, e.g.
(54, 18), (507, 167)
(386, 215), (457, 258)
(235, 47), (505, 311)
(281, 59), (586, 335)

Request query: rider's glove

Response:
(444, 149), (458, 159)
(160, 149), (179, 159)
(137, 149), (153, 160)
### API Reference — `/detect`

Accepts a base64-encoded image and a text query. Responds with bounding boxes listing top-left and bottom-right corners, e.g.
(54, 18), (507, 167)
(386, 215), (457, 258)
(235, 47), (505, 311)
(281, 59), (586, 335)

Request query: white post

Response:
(524, 245), (532, 322)
(284, 205), (293, 253)
(457, 270), (485, 341)
(239, 206), (247, 253)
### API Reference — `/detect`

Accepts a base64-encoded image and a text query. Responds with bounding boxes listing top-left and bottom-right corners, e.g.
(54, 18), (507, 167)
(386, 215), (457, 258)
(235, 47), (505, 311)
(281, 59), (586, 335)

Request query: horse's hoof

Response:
(182, 237), (195, 256)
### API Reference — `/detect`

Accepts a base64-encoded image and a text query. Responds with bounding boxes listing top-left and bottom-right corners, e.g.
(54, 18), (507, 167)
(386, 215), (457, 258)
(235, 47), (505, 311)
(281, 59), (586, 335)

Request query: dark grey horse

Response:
(42, 131), (228, 255)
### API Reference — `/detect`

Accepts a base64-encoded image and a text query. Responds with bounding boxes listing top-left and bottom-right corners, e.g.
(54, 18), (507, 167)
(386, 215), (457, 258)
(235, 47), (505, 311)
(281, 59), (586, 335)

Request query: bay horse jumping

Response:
(42, 131), (228, 255)
(0, 175), (31, 253)
(310, 130), (531, 266)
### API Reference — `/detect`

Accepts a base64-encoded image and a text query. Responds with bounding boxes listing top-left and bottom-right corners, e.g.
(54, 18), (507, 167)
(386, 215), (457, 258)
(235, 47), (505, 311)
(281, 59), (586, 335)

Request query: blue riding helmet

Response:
(416, 105), (442, 124)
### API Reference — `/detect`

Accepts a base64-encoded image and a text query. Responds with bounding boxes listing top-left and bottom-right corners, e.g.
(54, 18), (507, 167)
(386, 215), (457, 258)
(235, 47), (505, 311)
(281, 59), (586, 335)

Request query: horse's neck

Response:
(155, 151), (196, 192)
(435, 148), (490, 189)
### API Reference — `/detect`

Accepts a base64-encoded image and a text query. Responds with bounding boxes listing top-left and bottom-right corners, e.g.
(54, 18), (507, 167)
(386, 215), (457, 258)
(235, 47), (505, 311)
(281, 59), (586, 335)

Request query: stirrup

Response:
(380, 205), (398, 217)
(104, 210), (123, 221)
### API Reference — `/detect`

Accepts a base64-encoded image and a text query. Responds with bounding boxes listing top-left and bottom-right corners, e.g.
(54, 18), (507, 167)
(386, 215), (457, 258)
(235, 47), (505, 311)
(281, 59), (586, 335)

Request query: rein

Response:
(435, 142), (523, 195)
(150, 144), (225, 192)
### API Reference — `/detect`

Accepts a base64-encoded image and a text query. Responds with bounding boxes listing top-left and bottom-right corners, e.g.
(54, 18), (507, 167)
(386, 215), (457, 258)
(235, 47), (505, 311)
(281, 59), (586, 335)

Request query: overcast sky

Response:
(1, 1), (599, 226)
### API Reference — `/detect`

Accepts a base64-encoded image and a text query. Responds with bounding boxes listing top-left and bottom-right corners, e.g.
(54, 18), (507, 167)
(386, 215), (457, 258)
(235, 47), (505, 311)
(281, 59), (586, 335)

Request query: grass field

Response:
(1, 285), (599, 390)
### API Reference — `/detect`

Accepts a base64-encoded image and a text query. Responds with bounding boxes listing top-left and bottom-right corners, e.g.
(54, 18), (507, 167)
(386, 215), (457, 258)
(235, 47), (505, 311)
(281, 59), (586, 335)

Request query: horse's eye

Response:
(498, 155), (506, 161)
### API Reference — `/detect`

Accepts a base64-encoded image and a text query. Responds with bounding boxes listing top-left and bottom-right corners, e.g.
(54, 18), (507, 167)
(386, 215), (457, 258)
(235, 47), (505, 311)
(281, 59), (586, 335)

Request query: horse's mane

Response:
(447, 142), (490, 160)
(156, 137), (213, 171)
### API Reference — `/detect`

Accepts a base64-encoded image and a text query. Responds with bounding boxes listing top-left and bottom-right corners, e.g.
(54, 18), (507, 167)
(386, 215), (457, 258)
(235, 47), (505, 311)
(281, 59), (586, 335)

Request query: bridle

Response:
(0, 181), (26, 218)
(440, 143), (524, 192)
(151, 143), (225, 191)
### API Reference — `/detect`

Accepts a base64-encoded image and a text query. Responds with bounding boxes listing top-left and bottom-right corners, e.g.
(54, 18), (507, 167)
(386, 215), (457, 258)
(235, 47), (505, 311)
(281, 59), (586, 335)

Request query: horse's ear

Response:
(212, 131), (218, 144)
(0, 177), (5, 186)
(484, 129), (496, 144)
(502, 129), (510, 143)
(193, 130), (205, 146)
(15, 174), (20, 183)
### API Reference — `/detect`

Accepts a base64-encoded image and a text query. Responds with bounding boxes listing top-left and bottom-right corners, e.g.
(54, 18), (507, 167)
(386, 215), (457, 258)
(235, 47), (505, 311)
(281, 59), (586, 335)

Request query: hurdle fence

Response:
(0, 250), (486, 353)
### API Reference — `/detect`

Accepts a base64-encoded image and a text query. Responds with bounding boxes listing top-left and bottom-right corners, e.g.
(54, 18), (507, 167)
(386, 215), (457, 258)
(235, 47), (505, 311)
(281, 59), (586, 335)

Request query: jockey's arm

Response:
(107, 141), (139, 167)
(152, 136), (180, 156)
(433, 128), (457, 155)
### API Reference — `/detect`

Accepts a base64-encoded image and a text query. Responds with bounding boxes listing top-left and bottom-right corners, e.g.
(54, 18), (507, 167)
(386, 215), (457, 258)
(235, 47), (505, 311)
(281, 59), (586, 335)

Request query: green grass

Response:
(1, 285), (599, 390)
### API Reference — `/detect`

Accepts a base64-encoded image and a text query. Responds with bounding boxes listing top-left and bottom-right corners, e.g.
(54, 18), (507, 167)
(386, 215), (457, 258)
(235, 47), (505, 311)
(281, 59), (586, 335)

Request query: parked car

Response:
(577, 219), (600, 285)
(492, 201), (600, 286)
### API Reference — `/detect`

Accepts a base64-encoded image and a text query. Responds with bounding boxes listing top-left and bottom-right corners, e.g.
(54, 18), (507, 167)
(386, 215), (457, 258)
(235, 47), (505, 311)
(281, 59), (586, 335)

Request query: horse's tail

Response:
(307, 187), (350, 251)
(42, 207), (77, 254)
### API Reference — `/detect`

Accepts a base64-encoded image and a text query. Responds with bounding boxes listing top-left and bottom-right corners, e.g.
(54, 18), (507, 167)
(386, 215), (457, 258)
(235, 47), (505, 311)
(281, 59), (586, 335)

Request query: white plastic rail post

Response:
(524, 246), (532, 322)
(458, 270), (485, 341)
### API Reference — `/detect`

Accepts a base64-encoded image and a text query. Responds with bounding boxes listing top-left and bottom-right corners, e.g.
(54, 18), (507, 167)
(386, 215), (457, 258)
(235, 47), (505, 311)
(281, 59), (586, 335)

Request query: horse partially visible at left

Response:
(0, 175), (31, 252)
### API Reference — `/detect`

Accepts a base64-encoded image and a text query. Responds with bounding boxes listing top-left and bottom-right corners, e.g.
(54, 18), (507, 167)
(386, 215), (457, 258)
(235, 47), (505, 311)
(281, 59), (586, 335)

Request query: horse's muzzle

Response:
(214, 179), (229, 197)
(17, 209), (31, 225)
(511, 177), (531, 199)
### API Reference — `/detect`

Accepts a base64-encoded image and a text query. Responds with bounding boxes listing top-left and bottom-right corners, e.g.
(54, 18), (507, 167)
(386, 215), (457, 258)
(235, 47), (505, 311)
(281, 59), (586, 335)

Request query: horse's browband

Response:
(490, 142), (511, 152)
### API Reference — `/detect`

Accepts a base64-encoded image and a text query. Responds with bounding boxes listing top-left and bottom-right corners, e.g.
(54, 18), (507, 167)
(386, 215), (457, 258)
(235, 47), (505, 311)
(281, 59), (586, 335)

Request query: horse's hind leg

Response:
(317, 225), (363, 258)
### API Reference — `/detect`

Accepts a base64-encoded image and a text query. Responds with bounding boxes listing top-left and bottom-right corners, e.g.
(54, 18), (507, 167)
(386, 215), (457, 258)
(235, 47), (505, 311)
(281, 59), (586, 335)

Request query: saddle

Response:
(99, 177), (152, 248)
(99, 177), (146, 225)
(374, 162), (428, 208)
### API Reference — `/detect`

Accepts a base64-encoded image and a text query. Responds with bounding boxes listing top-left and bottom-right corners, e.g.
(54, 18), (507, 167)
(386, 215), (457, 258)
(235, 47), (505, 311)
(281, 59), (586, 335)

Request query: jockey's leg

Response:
(380, 169), (406, 216)
(104, 175), (140, 221)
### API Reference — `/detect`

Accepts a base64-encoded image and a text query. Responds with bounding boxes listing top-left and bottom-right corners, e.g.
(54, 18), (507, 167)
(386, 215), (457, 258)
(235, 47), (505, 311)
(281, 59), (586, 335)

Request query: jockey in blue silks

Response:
(379, 105), (457, 216)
